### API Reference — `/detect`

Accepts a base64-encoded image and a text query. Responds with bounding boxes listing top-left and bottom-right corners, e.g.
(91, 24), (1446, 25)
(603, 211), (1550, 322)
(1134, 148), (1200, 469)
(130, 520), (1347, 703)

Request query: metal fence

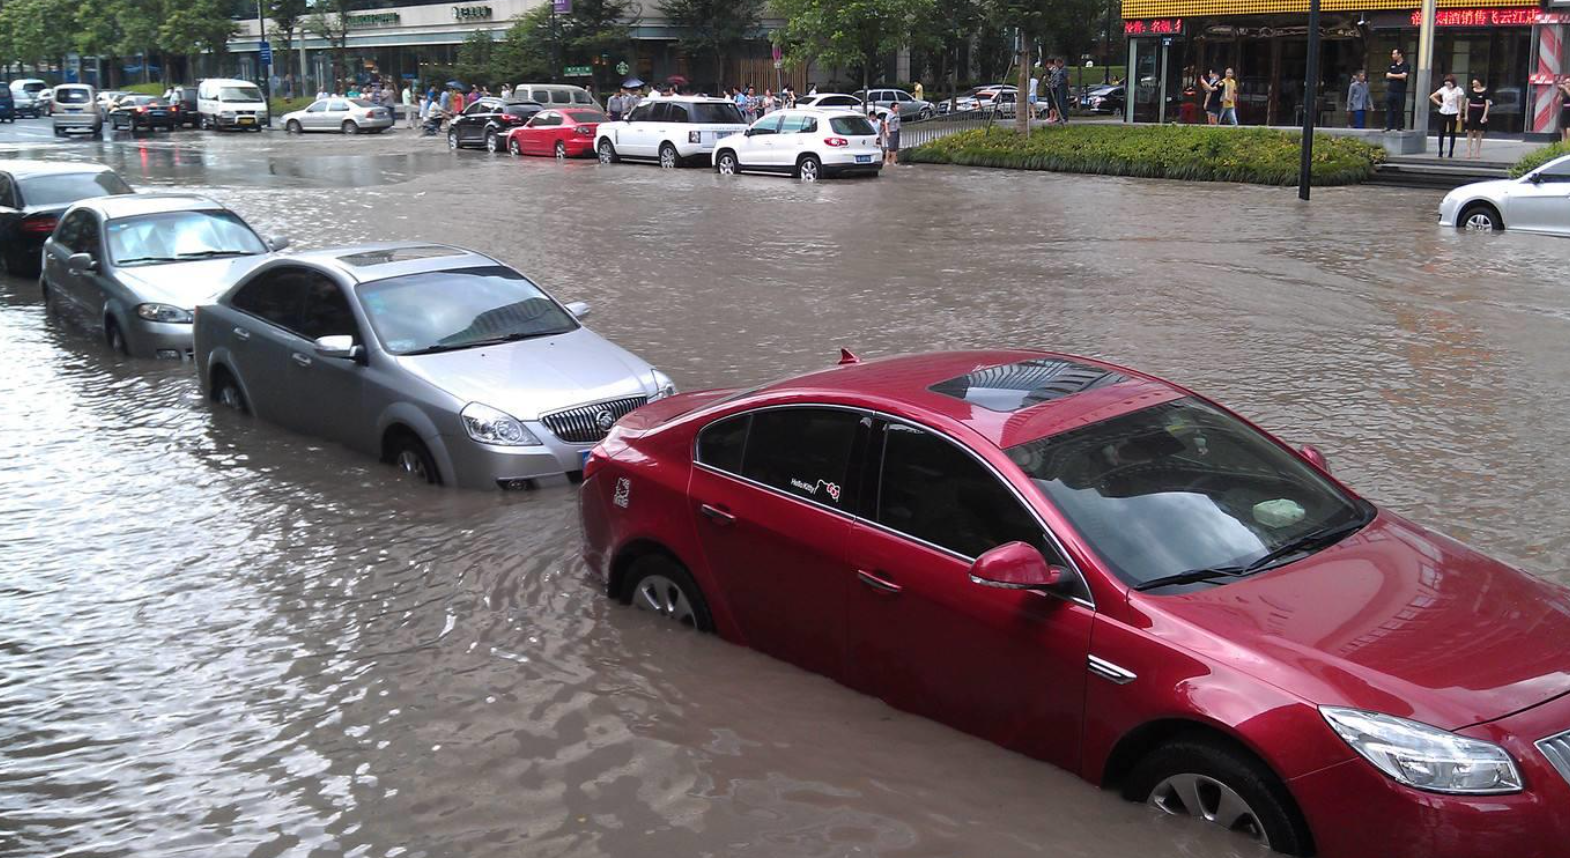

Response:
(898, 108), (1019, 148)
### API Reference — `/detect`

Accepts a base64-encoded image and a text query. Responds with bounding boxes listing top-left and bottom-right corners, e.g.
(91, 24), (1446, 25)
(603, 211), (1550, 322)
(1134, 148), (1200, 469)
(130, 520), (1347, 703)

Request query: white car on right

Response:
(711, 109), (883, 182)
(1440, 153), (1570, 236)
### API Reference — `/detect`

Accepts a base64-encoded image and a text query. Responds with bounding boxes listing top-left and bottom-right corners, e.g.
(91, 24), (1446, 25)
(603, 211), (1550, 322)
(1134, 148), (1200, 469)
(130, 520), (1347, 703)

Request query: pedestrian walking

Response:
(913, 81), (923, 103)
(1054, 58), (1071, 124)
(884, 102), (901, 165)
(1027, 66), (1041, 122)
(1464, 79), (1491, 159)
(402, 82), (415, 128)
(1220, 68), (1239, 125)
(763, 89), (777, 114)
(1383, 48), (1410, 131)
(1430, 75), (1462, 158)
(1200, 68), (1222, 125)
(1560, 77), (1570, 143)
(1347, 70), (1371, 129)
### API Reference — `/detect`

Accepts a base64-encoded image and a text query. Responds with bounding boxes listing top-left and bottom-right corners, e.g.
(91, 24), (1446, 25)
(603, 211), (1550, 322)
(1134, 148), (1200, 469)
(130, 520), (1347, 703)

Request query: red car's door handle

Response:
(857, 569), (902, 594)
(699, 504), (736, 525)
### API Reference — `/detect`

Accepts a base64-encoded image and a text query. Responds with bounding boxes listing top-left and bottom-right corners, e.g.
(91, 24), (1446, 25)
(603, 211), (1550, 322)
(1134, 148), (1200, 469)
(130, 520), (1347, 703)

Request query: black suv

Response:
(447, 98), (543, 152)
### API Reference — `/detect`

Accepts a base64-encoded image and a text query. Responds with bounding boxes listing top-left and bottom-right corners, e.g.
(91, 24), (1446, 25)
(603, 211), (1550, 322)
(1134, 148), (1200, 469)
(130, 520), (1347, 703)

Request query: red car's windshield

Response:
(1006, 397), (1369, 589)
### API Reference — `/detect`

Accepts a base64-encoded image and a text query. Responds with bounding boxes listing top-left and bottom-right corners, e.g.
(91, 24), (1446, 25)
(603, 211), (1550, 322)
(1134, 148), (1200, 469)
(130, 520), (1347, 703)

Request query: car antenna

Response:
(838, 348), (860, 365)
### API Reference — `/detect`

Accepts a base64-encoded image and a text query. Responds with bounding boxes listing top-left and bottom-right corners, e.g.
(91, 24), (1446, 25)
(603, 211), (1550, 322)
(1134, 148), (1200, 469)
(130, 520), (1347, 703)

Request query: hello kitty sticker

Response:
(789, 478), (842, 503)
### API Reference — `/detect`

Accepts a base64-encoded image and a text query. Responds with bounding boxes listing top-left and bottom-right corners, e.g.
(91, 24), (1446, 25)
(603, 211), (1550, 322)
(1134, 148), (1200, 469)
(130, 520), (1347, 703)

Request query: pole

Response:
(1413, 0), (1437, 142)
(257, 0), (272, 126)
(1297, 0), (1320, 200)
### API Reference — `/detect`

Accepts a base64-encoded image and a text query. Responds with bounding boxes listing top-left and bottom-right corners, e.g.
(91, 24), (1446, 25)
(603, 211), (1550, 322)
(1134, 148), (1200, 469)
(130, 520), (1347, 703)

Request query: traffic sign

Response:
(563, 65), (592, 77)
(259, 41), (272, 64)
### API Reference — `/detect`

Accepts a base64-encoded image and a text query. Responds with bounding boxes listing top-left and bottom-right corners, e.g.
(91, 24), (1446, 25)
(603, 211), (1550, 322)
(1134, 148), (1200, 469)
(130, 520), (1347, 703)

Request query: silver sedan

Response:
(1440, 153), (1570, 236)
(281, 98), (395, 134)
(41, 194), (286, 359)
(193, 243), (676, 490)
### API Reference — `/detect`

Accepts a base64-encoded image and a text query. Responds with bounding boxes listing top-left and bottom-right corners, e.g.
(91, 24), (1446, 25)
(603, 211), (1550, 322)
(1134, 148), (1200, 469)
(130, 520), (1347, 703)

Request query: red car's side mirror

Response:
(969, 542), (1064, 591)
(1300, 444), (1331, 473)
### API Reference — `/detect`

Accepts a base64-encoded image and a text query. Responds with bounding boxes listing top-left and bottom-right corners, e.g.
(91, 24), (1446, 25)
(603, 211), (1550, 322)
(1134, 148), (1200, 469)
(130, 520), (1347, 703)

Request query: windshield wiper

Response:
(176, 250), (253, 259)
(1243, 512), (1373, 574)
(1132, 566), (1249, 592)
(115, 256), (179, 265)
(403, 331), (558, 356)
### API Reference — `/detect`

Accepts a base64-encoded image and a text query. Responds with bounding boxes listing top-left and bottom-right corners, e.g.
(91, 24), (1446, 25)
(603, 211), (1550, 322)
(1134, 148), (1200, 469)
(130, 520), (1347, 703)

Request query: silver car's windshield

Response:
(357, 265), (579, 355)
(107, 211), (267, 267)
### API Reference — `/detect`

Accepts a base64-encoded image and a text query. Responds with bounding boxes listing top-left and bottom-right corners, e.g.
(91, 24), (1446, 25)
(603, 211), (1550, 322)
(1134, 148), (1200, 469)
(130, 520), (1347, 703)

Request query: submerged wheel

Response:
(597, 139), (618, 163)
(342, 120), (358, 135)
(485, 129), (499, 153)
(447, 129), (460, 150)
(658, 143), (678, 169)
(1458, 202), (1503, 232)
(286, 119), (302, 134)
(554, 140), (566, 159)
(621, 554), (712, 631)
(212, 371), (248, 413)
(716, 151), (738, 175)
(1124, 736), (1311, 856)
(508, 136), (522, 156)
(391, 435), (441, 485)
(104, 318), (128, 355)
(797, 154), (822, 182)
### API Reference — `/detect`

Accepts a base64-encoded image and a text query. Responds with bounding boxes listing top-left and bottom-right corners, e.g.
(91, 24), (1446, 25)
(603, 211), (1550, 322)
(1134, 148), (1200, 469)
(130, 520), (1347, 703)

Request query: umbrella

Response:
(446, 80), (466, 90)
(666, 75), (688, 85)
(622, 77), (645, 89)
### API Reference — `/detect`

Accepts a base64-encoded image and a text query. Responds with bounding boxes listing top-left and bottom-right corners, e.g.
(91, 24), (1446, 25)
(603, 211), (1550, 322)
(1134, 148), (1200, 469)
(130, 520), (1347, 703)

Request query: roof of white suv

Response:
(643, 95), (734, 104)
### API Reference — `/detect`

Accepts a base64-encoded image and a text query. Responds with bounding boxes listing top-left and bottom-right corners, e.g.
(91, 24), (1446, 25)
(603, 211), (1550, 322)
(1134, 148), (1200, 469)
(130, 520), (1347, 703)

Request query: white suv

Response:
(595, 96), (749, 168)
(712, 109), (882, 182)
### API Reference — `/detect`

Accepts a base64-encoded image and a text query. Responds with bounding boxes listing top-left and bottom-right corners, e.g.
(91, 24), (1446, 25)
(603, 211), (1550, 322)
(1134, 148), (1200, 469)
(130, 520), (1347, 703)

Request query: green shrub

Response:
(1509, 141), (1570, 179)
(124, 83), (165, 96)
(908, 125), (1386, 186)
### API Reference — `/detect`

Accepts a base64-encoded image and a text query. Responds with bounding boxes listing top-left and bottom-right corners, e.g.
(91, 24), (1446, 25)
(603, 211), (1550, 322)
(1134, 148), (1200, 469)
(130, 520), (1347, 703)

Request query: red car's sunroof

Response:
(928, 357), (1128, 412)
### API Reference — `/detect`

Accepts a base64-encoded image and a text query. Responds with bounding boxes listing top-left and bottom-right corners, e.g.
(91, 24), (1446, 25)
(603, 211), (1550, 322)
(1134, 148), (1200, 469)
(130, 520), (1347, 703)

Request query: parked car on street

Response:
(595, 96), (749, 168)
(37, 85), (55, 115)
(9, 79), (47, 118)
(1079, 84), (1126, 114)
(938, 84), (1012, 114)
(40, 193), (283, 359)
(445, 97), (541, 151)
(853, 88), (935, 120)
(504, 107), (605, 158)
(0, 88), (14, 123)
(795, 93), (863, 111)
(1439, 153), (1570, 236)
(50, 84), (101, 137)
(197, 78), (267, 131)
(0, 160), (133, 276)
(712, 109), (882, 181)
(508, 83), (599, 109)
(193, 242), (676, 490)
(581, 347), (1570, 858)
(95, 90), (130, 118)
(107, 95), (177, 132)
(282, 97), (394, 135)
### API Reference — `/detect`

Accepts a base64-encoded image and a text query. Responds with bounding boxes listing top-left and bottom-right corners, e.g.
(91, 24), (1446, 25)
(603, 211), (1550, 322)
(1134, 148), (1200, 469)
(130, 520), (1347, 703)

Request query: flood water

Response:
(4, 127), (1570, 858)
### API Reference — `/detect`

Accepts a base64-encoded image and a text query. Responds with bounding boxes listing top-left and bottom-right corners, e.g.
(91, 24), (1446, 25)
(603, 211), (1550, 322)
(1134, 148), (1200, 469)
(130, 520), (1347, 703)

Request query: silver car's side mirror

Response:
(267, 235), (291, 251)
(66, 252), (96, 272)
(315, 335), (364, 361)
(565, 301), (591, 318)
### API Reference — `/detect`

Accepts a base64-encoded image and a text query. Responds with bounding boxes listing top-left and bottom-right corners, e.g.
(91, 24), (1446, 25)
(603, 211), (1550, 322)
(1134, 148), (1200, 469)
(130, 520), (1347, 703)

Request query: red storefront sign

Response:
(1408, 7), (1537, 26)
(1125, 18), (1184, 35)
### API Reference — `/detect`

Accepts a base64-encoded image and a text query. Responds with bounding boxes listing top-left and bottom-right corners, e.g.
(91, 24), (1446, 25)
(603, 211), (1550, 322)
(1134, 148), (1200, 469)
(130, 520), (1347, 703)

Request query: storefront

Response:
(1122, 0), (1548, 133)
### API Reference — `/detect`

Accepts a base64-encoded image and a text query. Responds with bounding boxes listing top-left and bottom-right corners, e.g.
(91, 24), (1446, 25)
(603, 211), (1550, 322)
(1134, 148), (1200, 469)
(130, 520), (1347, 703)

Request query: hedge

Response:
(908, 125), (1387, 187)
(1509, 141), (1570, 179)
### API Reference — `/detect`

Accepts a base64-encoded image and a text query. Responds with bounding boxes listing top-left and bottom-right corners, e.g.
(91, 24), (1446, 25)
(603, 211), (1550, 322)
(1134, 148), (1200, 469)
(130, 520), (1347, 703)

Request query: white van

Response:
(197, 78), (267, 131)
(9, 79), (48, 118)
(509, 83), (599, 109)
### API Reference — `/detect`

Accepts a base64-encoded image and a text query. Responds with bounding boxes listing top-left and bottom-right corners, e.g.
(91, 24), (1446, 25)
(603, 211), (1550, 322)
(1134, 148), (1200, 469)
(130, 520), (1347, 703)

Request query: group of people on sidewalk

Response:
(1026, 59), (1074, 124)
(1367, 48), (1496, 159)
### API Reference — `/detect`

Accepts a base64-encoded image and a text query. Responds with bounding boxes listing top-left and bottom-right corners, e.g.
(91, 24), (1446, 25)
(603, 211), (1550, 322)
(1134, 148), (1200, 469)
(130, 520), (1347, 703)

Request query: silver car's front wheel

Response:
(1459, 203), (1502, 232)
(716, 151), (737, 175)
(1147, 774), (1268, 845)
(797, 155), (821, 182)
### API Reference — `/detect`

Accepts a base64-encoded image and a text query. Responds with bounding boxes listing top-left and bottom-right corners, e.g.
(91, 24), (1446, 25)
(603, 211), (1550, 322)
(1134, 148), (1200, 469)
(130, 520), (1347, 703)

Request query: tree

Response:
(305, 0), (354, 90)
(910, 0), (980, 103)
(74, 0), (127, 86)
(774, 0), (930, 98)
(268, 0), (308, 89)
(986, 0), (1052, 134)
(656, 0), (764, 91)
(491, 7), (552, 84)
(454, 28), (497, 87)
(161, 0), (236, 83)
(1, 0), (75, 69)
(555, 0), (635, 94)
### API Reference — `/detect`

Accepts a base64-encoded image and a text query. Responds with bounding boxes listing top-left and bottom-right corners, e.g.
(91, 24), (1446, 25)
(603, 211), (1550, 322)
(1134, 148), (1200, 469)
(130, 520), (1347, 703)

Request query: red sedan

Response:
(504, 107), (606, 159)
(580, 349), (1570, 858)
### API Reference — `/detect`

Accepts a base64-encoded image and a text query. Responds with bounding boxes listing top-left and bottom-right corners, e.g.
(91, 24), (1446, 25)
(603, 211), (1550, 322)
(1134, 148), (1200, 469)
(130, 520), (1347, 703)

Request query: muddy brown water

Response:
(3, 127), (1569, 858)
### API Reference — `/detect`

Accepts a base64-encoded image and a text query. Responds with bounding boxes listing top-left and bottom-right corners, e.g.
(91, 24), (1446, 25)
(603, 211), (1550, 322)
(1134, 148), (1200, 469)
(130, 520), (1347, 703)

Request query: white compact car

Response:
(1439, 153), (1570, 236)
(712, 109), (883, 181)
(595, 96), (749, 168)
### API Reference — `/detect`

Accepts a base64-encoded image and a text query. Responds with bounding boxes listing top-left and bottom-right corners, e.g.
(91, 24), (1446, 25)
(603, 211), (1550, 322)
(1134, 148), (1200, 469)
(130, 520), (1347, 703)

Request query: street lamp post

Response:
(1297, 0), (1321, 200)
(257, 0), (272, 126)
(1413, 0), (1438, 142)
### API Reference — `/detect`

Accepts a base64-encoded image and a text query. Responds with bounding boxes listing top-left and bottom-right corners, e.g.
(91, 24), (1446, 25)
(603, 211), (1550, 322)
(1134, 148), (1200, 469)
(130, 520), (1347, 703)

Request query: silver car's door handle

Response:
(232, 327), (250, 341)
(291, 353), (312, 367)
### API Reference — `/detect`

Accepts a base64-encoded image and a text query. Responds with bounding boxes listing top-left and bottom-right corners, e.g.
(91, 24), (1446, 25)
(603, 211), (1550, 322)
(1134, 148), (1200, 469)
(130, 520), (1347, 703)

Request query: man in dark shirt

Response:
(1384, 48), (1411, 131)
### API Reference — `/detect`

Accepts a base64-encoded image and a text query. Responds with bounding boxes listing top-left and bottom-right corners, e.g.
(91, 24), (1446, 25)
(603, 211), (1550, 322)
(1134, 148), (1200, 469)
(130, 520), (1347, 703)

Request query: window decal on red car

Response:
(789, 478), (841, 502)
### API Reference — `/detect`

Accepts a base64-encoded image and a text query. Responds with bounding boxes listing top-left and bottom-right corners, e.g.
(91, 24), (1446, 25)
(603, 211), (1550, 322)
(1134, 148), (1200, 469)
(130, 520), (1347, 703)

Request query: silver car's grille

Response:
(541, 396), (647, 444)
(1537, 730), (1570, 785)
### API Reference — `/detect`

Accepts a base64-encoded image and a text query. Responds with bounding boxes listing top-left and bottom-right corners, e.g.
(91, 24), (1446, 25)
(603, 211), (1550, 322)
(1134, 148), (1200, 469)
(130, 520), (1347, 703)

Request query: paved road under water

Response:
(3, 126), (1569, 858)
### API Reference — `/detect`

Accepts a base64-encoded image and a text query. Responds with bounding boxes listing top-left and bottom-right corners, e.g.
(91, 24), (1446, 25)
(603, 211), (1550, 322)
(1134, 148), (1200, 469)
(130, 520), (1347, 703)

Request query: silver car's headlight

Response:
(136, 303), (194, 323)
(460, 402), (541, 446)
(647, 370), (677, 401)
(1320, 707), (1521, 794)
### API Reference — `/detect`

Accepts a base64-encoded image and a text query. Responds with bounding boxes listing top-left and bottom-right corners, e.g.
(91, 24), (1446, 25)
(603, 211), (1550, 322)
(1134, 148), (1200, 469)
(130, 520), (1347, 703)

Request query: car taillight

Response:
(825, 137), (848, 147)
(20, 216), (57, 236)
(137, 106), (147, 113)
(574, 126), (592, 136)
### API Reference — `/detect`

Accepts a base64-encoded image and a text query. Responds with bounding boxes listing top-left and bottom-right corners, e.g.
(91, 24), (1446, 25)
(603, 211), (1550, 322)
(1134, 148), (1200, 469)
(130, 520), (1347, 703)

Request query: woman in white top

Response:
(1429, 75), (1463, 158)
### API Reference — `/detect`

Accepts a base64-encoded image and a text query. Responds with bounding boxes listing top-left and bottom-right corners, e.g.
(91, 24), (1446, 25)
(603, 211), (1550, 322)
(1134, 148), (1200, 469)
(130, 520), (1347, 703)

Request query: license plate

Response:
(580, 450), (592, 468)
(855, 155), (873, 163)
(239, 117), (254, 125)
(65, 108), (81, 113)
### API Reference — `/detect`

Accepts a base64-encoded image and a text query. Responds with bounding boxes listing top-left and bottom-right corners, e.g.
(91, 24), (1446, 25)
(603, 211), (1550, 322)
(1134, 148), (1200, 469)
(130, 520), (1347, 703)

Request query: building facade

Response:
(1121, 0), (1570, 136)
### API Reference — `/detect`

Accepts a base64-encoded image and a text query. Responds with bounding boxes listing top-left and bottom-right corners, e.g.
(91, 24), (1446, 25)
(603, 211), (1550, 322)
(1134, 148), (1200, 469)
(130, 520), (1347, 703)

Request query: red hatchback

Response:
(504, 107), (606, 159)
(579, 349), (1570, 858)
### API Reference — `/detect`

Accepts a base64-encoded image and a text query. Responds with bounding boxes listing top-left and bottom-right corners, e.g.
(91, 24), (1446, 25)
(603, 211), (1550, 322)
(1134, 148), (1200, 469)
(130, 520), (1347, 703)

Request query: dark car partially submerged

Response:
(0, 161), (134, 275)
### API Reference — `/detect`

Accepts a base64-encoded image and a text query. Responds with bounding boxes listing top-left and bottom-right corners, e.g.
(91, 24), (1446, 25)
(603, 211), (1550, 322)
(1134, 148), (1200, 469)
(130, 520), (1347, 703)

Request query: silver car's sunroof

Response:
(929, 358), (1128, 412)
(338, 245), (464, 267)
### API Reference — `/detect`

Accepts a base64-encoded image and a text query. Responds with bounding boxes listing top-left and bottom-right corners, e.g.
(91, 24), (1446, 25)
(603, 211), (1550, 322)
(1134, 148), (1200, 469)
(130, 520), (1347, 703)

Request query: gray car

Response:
(854, 88), (934, 120)
(41, 193), (286, 359)
(281, 97), (395, 134)
(192, 243), (676, 490)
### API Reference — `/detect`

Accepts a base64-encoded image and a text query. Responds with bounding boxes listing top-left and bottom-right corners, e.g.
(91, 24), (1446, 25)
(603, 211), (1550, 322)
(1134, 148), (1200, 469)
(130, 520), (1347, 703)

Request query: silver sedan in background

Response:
(281, 97), (395, 134)
(1439, 152), (1570, 235)
(193, 243), (676, 490)
(41, 193), (286, 359)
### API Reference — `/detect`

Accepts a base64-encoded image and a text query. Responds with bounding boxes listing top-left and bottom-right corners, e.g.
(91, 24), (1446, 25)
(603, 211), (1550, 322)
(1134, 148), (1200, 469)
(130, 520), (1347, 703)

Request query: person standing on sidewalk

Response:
(1220, 68), (1240, 125)
(1464, 79), (1491, 159)
(1430, 75), (1462, 158)
(1199, 68), (1222, 125)
(402, 82), (415, 128)
(1383, 49), (1410, 131)
(1027, 66), (1041, 122)
(1560, 77), (1570, 143)
(884, 102), (901, 165)
(1347, 71), (1371, 129)
(1052, 58), (1071, 124)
